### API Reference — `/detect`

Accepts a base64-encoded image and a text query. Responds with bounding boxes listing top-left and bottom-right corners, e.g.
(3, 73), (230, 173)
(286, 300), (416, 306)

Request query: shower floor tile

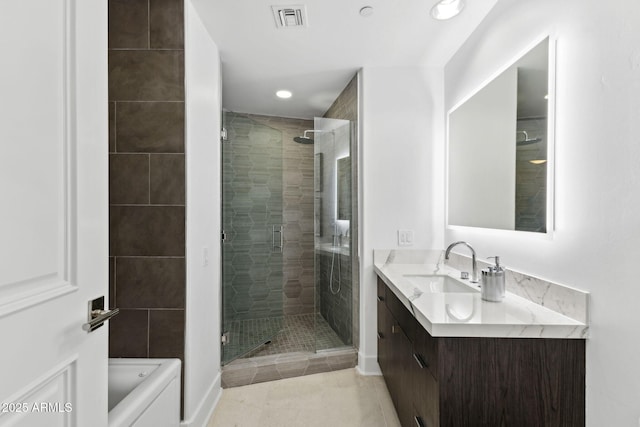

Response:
(223, 313), (346, 363)
(249, 313), (346, 357)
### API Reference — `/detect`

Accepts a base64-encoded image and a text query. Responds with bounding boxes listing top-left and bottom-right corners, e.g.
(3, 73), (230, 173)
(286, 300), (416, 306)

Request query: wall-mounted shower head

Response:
(516, 130), (542, 146)
(293, 129), (334, 144)
(294, 135), (314, 144)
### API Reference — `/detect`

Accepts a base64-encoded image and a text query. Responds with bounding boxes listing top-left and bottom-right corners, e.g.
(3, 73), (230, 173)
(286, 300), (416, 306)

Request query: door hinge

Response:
(221, 230), (227, 242)
(221, 127), (228, 142)
(221, 332), (229, 345)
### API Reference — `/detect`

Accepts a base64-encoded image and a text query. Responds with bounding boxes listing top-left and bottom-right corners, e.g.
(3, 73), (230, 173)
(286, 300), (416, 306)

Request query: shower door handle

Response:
(272, 225), (283, 253)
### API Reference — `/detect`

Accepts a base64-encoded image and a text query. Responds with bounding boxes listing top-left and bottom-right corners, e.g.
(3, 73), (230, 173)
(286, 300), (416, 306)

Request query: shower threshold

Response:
(221, 347), (357, 388)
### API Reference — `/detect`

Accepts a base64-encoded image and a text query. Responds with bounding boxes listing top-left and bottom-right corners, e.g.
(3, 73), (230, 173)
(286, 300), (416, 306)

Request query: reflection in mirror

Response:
(515, 44), (548, 232)
(448, 38), (551, 233)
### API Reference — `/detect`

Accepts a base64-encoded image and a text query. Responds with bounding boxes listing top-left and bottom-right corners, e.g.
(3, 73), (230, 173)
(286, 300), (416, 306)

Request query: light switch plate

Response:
(398, 229), (414, 246)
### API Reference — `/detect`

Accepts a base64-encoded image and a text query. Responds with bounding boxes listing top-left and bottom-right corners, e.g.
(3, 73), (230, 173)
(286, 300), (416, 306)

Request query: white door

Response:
(0, 1), (108, 426)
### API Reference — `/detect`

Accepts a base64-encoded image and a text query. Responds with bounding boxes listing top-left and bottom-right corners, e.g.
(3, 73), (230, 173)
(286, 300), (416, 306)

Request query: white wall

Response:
(358, 67), (443, 374)
(444, 0), (640, 424)
(448, 66), (517, 230)
(184, 1), (222, 425)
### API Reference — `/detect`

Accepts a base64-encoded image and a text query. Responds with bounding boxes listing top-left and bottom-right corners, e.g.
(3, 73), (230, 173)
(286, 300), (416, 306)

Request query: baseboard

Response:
(180, 372), (222, 427)
(356, 351), (382, 376)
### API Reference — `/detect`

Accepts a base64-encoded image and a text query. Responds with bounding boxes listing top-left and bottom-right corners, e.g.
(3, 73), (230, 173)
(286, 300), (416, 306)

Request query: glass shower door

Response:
(313, 117), (353, 351)
(221, 112), (284, 364)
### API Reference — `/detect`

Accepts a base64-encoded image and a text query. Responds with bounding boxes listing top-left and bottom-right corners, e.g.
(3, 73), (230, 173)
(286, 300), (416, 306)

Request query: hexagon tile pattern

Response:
(222, 112), (341, 363)
(223, 112), (285, 332)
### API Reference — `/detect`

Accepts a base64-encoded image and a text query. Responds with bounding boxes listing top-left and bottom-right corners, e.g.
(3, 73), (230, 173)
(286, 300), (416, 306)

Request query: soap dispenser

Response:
(481, 256), (505, 302)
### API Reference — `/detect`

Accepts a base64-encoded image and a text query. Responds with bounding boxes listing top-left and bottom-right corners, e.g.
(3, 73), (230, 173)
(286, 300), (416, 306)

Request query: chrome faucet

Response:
(444, 241), (479, 283)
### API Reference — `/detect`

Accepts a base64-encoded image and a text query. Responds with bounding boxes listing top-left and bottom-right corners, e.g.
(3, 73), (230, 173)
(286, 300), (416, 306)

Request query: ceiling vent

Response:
(271, 5), (307, 28)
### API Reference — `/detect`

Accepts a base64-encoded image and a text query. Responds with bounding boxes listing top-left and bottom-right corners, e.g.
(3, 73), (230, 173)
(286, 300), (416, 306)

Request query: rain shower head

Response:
(293, 136), (314, 144)
(516, 130), (541, 146)
(293, 129), (334, 144)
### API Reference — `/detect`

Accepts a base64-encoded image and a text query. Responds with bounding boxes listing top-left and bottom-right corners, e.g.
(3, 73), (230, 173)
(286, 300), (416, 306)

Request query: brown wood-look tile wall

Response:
(107, 0), (185, 384)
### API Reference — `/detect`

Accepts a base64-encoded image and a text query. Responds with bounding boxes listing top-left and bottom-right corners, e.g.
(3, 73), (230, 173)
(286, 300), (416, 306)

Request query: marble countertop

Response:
(375, 260), (588, 339)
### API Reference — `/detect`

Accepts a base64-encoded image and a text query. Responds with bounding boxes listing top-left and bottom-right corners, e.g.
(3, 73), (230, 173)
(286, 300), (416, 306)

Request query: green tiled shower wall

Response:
(316, 251), (353, 345)
(222, 112), (315, 361)
(222, 113), (285, 323)
(223, 112), (314, 321)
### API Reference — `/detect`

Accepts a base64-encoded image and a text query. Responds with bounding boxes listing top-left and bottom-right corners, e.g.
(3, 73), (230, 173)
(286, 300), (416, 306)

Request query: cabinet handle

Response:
(413, 353), (427, 369)
(414, 416), (425, 427)
(377, 332), (384, 339)
(377, 296), (384, 302)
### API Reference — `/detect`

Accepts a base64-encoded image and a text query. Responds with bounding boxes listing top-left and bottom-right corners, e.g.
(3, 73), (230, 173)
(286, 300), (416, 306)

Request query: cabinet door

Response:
(412, 318), (440, 427)
(411, 359), (439, 427)
(438, 337), (585, 426)
(377, 292), (391, 378)
(414, 318), (438, 380)
(386, 284), (416, 341)
(390, 323), (414, 427)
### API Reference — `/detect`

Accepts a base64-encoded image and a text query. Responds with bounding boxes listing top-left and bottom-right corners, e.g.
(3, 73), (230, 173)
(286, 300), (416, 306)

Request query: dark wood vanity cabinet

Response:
(376, 276), (585, 427)
(377, 279), (414, 426)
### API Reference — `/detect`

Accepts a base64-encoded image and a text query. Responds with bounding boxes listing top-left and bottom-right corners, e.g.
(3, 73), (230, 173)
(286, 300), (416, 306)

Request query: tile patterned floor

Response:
(224, 313), (346, 363)
(223, 316), (283, 363)
(208, 368), (401, 427)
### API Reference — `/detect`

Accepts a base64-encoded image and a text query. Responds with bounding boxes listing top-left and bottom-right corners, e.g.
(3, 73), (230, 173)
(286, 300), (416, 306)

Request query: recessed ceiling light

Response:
(430, 0), (465, 20)
(359, 6), (374, 17)
(276, 90), (292, 99)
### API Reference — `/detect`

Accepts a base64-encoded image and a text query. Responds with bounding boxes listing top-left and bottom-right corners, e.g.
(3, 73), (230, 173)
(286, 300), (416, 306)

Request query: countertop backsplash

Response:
(375, 249), (589, 325)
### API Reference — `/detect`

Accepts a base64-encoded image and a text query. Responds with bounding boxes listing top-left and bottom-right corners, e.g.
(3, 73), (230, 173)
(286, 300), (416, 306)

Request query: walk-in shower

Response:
(220, 111), (356, 367)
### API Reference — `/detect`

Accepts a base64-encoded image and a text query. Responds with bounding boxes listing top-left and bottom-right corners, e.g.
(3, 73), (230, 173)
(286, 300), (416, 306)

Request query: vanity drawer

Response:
(385, 283), (416, 341)
(413, 318), (439, 382)
(376, 277), (386, 303)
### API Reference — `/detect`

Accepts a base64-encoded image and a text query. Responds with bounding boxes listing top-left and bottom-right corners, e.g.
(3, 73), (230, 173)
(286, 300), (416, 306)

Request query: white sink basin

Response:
(404, 274), (479, 293)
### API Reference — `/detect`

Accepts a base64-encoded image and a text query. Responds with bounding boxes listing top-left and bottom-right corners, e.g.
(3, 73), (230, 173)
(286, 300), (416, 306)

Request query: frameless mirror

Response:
(447, 37), (552, 233)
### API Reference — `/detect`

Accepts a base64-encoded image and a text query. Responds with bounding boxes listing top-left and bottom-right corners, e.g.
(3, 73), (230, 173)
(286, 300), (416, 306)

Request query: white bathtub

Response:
(108, 358), (181, 427)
